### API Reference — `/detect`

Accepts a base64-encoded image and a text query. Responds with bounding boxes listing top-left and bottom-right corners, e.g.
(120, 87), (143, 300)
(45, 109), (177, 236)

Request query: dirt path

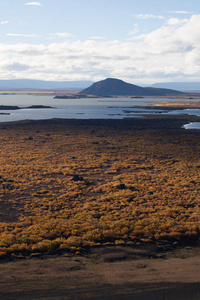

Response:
(0, 246), (199, 299)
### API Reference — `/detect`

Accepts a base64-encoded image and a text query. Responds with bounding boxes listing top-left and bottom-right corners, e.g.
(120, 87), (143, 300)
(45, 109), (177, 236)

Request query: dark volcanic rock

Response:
(72, 175), (84, 182)
(79, 78), (184, 97)
(116, 183), (126, 190)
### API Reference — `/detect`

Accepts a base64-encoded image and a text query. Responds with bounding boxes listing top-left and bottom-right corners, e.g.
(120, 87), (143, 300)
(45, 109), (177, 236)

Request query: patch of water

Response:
(183, 122), (200, 129)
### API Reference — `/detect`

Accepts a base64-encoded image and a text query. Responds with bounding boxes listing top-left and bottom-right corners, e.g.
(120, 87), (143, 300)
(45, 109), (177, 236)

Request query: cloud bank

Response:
(1, 14), (200, 84)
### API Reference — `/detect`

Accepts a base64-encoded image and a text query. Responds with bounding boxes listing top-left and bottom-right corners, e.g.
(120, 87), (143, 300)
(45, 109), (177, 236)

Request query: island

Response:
(23, 105), (53, 109)
(53, 94), (99, 99)
(0, 105), (20, 110)
(0, 105), (53, 110)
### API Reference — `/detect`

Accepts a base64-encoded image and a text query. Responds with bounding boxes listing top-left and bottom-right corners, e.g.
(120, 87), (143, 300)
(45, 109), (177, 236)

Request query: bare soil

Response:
(0, 244), (200, 299)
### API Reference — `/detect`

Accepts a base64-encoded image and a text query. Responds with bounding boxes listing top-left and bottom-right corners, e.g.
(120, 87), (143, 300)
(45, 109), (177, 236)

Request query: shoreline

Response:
(0, 113), (200, 129)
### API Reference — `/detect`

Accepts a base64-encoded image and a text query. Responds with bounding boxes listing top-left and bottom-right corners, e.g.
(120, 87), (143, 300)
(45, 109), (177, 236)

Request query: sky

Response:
(0, 0), (200, 85)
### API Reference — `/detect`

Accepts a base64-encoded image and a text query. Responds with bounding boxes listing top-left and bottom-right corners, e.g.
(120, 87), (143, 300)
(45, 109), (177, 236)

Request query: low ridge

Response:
(79, 78), (183, 96)
(0, 79), (93, 89)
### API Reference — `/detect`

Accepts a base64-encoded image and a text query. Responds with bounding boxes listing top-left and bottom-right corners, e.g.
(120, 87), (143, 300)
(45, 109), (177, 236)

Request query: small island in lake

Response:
(0, 105), (20, 110)
(23, 105), (53, 109)
(0, 105), (53, 110)
(54, 94), (100, 99)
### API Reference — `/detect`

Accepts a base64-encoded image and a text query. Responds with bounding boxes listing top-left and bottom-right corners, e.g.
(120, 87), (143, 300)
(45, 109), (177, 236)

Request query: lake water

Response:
(0, 94), (200, 129)
(183, 122), (200, 129)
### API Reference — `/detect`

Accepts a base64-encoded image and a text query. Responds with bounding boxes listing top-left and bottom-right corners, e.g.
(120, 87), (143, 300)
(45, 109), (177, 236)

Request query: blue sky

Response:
(0, 0), (200, 84)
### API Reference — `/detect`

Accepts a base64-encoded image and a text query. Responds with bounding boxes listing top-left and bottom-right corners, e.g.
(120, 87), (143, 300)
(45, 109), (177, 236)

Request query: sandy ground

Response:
(0, 245), (199, 299)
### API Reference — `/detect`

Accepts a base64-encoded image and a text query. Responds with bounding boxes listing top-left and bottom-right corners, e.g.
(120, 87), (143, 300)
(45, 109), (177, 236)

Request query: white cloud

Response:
(90, 36), (106, 40)
(0, 21), (8, 24)
(25, 2), (42, 6)
(6, 33), (38, 38)
(135, 14), (165, 20)
(128, 24), (139, 37)
(56, 33), (74, 38)
(167, 11), (193, 15)
(1, 14), (200, 83)
(167, 18), (188, 26)
(143, 15), (200, 54)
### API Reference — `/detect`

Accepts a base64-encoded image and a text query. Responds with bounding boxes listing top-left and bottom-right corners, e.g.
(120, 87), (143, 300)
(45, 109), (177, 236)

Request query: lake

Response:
(0, 94), (200, 128)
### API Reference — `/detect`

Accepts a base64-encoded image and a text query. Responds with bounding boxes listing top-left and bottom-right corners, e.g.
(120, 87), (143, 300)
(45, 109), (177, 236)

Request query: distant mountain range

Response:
(1, 78), (200, 93)
(151, 82), (200, 91)
(0, 79), (93, 89)
(80, 78), (183, 96)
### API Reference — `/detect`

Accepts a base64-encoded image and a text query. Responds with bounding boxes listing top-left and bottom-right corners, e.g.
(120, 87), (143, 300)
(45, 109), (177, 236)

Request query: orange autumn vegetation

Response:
(0, 120), (200, 257)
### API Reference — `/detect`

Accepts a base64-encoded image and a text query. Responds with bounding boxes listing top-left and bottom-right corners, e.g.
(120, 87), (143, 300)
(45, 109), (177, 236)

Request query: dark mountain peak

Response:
(80, 78), (143, 96)
(104, 78), (125, 83)
(96, 77), (138, 86)
(80, 78), (183, 97)
(104, 78), (118, 81)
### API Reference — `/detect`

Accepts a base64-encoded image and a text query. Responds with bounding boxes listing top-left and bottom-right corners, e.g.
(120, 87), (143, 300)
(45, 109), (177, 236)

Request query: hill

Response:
(152, 82), (200, 91)
(79, 78), (183, 96)
(0, 79), (93, 90)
